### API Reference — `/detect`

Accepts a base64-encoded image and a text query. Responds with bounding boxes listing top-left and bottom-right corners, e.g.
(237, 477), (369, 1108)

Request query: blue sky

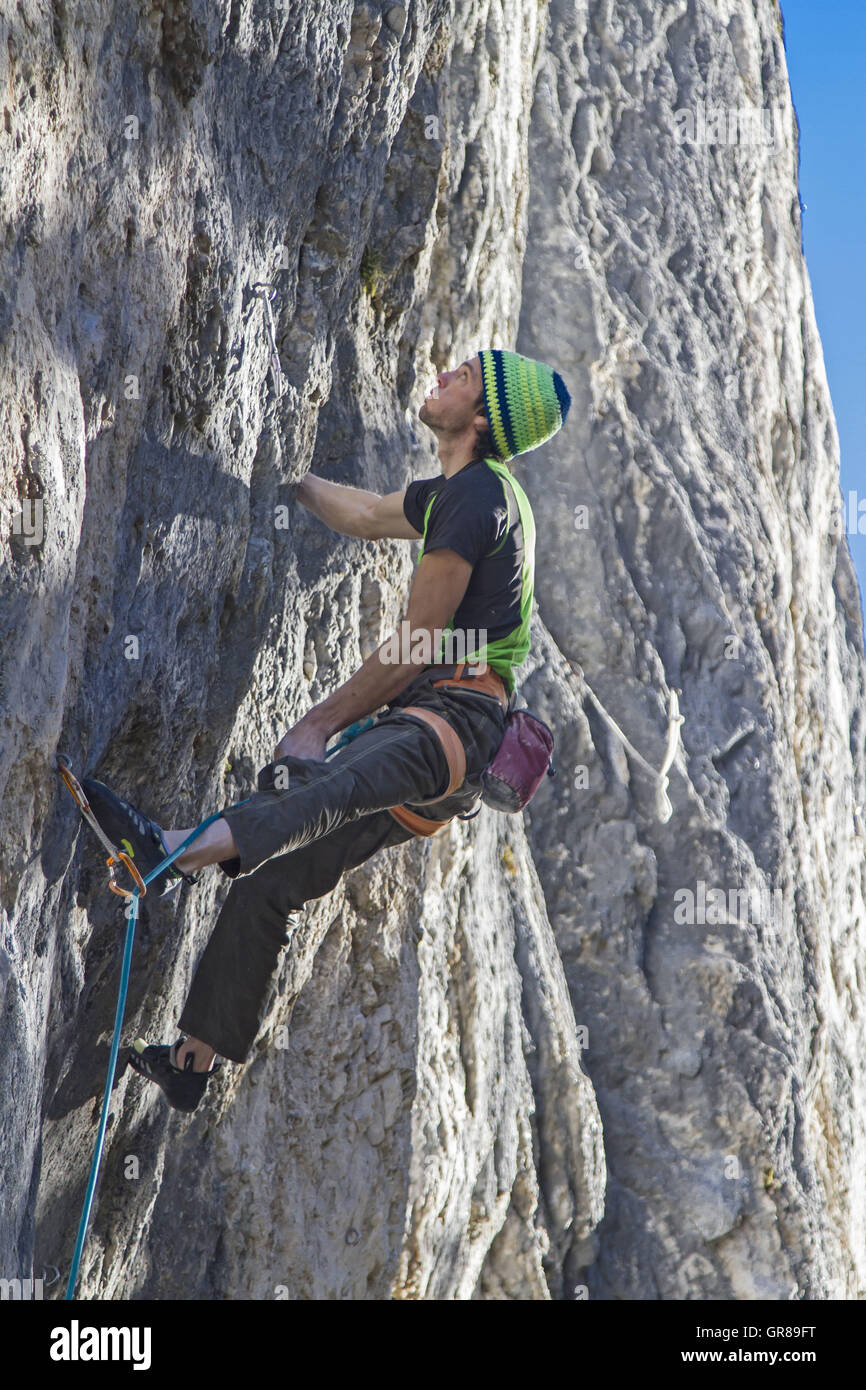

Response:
(780, 0), (866, 615)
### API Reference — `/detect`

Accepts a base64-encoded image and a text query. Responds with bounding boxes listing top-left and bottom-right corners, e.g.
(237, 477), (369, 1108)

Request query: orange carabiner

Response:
(56, 755), (88, 812)
(106, 851), (147, 900)
(56, 753), (148, 900)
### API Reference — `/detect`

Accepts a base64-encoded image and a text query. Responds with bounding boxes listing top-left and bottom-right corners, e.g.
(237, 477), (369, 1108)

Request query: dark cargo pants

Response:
(177, 672), (507, 1061)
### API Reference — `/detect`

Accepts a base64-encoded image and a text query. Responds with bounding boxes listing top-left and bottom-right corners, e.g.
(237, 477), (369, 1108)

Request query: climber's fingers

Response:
(273, 717), (329, 763)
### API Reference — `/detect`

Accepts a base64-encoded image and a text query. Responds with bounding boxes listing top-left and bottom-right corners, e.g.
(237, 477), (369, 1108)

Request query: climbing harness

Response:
(385, 662), (505, 835)
(323, 665), (508, 836)
(386, 704), (468, 836)
(566, 661), (683, 823)
(252, 282), (286, 396)
(324, 705), (468, 837)
(55, 753), (230, 1300)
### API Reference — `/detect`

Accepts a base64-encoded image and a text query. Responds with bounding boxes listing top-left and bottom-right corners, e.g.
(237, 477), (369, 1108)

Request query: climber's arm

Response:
(273, 549), (472, 759)
(364, 489), (423, 540)
(296, 474), (421, 540)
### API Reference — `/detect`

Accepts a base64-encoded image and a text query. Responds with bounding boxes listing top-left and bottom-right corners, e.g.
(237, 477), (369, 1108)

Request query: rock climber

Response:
(83, 348), (571, 1111)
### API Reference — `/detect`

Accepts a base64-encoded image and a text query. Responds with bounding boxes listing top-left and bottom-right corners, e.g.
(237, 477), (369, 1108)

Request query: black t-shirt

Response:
(402, 457), (524, 647)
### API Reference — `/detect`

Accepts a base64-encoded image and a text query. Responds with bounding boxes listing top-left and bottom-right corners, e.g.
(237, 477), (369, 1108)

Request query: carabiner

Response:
(106, 851), (147, 900)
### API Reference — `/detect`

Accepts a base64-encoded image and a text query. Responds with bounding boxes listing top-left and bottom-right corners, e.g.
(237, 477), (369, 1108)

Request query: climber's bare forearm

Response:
(296, 474), (376, 537)
(274, 645), (427, 761)
(168, 645), (426, 870)
(309, 645), (429, 737)
(274, 550), (473, 760)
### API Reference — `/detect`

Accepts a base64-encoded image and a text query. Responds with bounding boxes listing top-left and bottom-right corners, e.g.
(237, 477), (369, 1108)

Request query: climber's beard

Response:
(419, 402), (458, 449)
(418, 389), (440, 428)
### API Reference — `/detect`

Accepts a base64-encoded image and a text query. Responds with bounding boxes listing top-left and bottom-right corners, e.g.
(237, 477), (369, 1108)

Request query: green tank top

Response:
(417, 456), (535, 697)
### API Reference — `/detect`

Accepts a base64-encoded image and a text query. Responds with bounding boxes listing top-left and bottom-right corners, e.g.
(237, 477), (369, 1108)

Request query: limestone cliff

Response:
(0, 0), (863, 1300)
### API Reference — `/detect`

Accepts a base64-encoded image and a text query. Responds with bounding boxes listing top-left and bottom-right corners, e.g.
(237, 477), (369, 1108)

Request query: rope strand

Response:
(567, 661), (683, 823)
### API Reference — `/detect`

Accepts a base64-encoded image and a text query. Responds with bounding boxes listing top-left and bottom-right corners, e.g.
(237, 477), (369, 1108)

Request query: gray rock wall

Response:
(517, 0), (866, 1298)
(0, 0), (862, 1300)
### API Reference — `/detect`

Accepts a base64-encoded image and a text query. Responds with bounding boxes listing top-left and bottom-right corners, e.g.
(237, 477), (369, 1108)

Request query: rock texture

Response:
(517, 0), (866, 1299)
(0, 0), (863, 1300)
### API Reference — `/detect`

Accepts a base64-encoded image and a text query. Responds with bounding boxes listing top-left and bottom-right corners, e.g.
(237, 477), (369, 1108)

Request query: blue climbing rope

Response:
(64, 716), (379, 1299)
(324, 714), (377, 757)
(64, 811), (226, 1301)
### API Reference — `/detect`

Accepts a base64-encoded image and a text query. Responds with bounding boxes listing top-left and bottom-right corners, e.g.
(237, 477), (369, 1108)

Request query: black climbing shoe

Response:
(123, 1038), (215, 1113)
(81, 779), (196, 896)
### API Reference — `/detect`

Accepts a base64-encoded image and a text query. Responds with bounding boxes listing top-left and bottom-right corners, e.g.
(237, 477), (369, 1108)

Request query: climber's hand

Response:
(273, 713), (329, 762)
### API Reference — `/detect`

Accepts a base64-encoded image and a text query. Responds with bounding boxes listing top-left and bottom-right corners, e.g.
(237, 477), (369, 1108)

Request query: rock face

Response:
(0, 0), (862, 1300)
(517, 0), (866, 1299)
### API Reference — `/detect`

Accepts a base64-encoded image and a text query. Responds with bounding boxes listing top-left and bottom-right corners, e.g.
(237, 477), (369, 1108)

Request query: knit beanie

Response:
(478, 348), (571, 461)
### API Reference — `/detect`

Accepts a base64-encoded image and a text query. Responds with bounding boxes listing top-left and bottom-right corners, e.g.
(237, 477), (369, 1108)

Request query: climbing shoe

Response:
(80, 778), (196, 896)
(122, 1038), (215, 1113)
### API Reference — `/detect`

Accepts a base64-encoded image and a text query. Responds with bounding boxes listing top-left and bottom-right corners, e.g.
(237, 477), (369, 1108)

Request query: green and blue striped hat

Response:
(478, 349), (571, 461)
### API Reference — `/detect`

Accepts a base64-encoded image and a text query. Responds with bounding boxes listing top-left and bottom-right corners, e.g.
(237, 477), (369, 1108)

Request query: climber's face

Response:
(419, 354), (487, 436)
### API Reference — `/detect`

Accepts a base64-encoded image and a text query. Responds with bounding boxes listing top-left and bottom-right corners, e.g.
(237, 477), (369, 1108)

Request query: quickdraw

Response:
(55, 755), (146, 899)
(252, 282), (286, 396)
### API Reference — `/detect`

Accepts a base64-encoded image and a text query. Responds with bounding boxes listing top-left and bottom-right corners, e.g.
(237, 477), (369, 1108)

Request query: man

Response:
(84, 348), (570, 1111)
